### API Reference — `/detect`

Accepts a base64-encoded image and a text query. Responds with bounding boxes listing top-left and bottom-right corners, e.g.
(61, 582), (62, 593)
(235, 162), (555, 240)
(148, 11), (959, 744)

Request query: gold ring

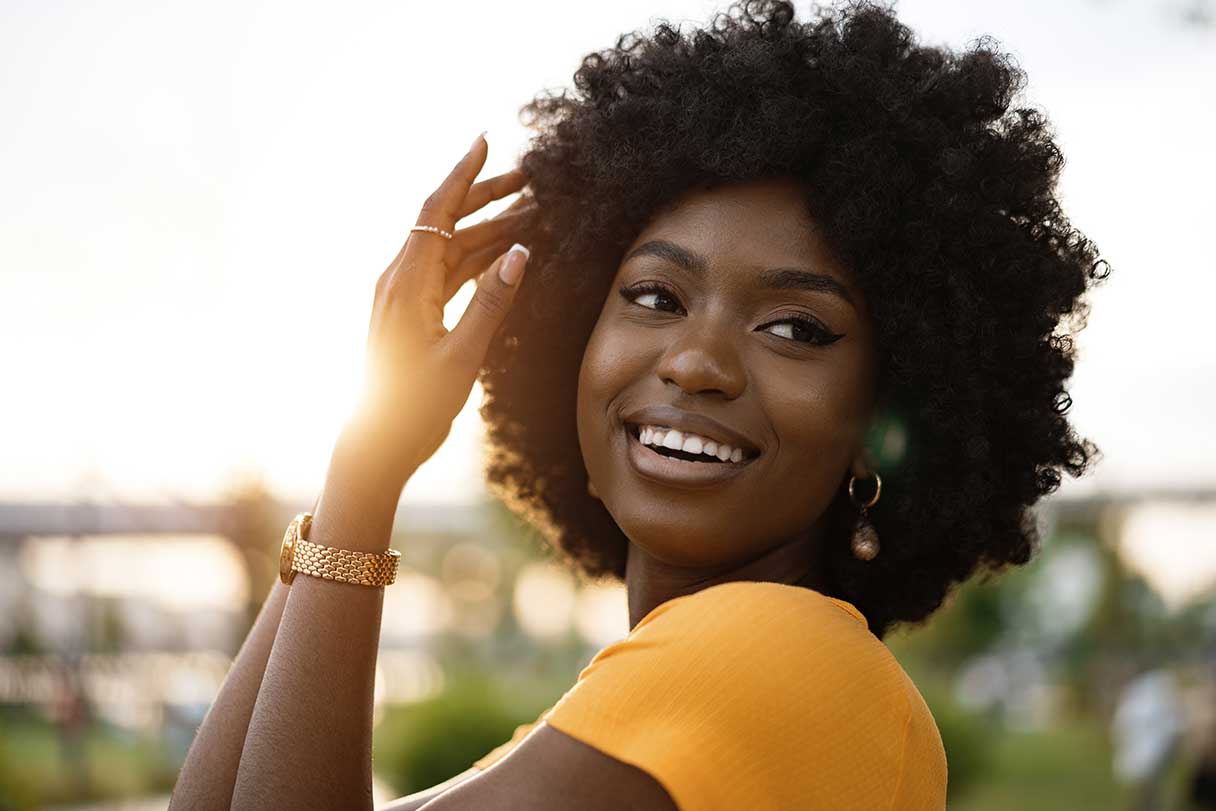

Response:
(410, 224), (454, 240)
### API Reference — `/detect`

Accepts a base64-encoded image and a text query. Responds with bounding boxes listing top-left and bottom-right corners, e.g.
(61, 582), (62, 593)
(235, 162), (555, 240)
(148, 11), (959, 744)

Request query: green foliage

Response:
(372, 665), (558, 796)
(0, 748), (38, 811)
(947, 720), (1126, 810)
(0, 708), (177, 808)
(917, 680), (997, 803)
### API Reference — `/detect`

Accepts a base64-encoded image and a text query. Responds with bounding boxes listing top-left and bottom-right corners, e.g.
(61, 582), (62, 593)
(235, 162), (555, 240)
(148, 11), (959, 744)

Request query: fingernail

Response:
(499, 243), (529, 285)
(470, 130), (487, 152)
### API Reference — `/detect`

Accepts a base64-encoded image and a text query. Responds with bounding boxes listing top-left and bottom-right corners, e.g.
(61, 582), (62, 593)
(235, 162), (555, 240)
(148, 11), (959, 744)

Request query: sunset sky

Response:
(2, 0), (1213, 508)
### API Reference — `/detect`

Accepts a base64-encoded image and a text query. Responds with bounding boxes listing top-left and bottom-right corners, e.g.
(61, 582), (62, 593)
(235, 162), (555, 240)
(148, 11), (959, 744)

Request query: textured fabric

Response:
(472, 580), (947, 810)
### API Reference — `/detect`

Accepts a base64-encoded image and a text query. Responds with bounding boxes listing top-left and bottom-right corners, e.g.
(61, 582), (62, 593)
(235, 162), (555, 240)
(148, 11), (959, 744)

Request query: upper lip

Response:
(624, 404), (761, 457)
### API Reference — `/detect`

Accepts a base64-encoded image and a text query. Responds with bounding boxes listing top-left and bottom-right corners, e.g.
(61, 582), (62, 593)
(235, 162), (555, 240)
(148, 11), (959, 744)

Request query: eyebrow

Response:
(621, 239), (856, 309)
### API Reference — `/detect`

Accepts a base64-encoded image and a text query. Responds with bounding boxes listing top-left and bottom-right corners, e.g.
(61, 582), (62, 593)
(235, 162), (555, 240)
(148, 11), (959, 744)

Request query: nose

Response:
(655, 316), (747, 398)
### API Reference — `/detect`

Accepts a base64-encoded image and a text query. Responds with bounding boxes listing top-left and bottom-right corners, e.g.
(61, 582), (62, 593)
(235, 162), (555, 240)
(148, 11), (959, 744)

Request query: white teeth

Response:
(634, 423), (751, 463)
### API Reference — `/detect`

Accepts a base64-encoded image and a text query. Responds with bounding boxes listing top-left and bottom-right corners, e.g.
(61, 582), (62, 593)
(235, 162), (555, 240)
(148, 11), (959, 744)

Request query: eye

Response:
(619, 282), (845, 349)
(618, 281), (684, 314)
(758, 314), (845, 347)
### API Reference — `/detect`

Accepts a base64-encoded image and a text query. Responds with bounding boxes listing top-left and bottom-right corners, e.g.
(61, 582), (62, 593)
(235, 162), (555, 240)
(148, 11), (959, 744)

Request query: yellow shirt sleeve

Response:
(533, 580), (947, 810)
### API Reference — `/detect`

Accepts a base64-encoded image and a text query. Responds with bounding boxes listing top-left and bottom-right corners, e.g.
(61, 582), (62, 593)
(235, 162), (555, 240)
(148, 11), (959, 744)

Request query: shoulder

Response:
(442, 581), (946, 810)
(535, 580), (937, 809)
(695, 582), (947, 809)
(893, 677), (950, 811)
(608, 580), (900, 693)
(606, 579), (910, 716)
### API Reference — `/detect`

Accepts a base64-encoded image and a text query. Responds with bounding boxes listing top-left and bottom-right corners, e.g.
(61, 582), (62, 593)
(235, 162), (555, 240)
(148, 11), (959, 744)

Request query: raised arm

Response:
(229, 440), (402, 810)
(169, 133), (532, 810)
(222, 132), (532, 810)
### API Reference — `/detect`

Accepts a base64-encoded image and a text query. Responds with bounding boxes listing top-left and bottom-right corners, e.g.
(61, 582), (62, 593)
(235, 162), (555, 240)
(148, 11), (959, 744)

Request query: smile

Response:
(624, 423), (757, 489)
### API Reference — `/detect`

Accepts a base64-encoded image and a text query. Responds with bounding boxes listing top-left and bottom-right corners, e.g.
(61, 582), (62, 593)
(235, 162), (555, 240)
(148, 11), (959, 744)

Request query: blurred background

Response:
(1, 0), (1214, 808)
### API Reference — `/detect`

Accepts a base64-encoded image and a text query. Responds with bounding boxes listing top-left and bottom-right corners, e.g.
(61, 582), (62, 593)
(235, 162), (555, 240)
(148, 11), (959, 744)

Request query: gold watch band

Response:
(279, 512), (401, 588)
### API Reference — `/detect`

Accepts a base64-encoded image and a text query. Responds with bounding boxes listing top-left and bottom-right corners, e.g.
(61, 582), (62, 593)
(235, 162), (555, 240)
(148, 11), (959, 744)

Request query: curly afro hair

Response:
(477, 0), (1110, 640)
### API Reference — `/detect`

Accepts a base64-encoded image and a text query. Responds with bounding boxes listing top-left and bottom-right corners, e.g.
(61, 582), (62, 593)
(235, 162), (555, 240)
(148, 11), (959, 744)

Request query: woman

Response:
(170, 1), (1109, 808)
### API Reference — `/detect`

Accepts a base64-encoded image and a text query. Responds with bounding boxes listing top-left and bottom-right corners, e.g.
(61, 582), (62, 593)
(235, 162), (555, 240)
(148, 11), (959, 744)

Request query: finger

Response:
(456, 167), (528, 221)
(398, 133), (490, 313)
(436, 198), (534, 296)
(383, 204), (534, 325)
(442, 238), (516, 303)
(445, 244), (530, 369)
(452, 203), (536, 259)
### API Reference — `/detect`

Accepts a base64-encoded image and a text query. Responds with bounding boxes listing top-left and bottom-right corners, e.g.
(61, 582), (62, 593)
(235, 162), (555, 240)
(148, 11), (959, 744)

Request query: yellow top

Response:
(472, 580), (947, 810)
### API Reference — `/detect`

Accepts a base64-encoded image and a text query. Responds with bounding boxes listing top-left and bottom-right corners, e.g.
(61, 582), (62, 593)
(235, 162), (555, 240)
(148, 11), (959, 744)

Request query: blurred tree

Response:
(95, 599), (124, 655)
(217, 472), (289, 641)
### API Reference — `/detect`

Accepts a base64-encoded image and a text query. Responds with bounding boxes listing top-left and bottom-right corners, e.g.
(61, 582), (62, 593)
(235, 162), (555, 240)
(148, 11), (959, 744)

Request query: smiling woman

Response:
(467, 0), (1107, 804)
(480, 0), (1109, 639)
(171, 0), (1109, 808)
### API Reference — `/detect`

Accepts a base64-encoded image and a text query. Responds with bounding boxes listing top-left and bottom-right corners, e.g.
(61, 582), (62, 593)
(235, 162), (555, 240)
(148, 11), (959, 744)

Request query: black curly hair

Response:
(477, 0), (1110, 640)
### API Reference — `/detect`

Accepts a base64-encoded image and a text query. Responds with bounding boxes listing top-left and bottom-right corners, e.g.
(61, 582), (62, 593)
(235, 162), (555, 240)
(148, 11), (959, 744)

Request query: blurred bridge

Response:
(0, 498), (493, 543)
(2, 487), (1215, 545)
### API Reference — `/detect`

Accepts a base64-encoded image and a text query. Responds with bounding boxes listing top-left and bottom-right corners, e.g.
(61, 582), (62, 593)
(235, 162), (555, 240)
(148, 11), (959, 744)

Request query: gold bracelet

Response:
(278, 512), (401, 588)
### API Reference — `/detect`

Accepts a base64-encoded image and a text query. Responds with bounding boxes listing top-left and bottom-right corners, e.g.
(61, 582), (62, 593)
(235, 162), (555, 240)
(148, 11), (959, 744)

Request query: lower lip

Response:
(625, 426), (756, 489)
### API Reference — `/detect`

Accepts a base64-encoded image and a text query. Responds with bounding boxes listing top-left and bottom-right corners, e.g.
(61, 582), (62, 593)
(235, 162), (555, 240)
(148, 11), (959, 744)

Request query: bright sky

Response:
(2, 0), (1213, 507)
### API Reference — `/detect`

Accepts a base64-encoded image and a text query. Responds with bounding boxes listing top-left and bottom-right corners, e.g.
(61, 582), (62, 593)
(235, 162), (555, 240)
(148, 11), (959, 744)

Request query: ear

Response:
(587, 478), (600, 501)
(849, 450), (875, 480)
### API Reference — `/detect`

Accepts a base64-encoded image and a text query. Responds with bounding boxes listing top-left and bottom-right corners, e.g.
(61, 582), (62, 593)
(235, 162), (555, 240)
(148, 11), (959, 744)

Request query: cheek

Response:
(577, 319), (644, 408)
(577, 319), (636, 465)
(576, 326), (607, 419)
(766, 368), (871, 467)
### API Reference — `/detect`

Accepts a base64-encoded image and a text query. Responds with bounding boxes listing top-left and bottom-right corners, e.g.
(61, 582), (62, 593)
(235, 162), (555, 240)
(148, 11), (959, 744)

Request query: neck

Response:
(623, 523), (835, 632)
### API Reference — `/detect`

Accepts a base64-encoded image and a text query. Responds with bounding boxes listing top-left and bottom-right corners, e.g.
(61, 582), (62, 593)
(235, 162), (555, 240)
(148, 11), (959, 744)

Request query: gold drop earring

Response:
(848, 470), (882, 561)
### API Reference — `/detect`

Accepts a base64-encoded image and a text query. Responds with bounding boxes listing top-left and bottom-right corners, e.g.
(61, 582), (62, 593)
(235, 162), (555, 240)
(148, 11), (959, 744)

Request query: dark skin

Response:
(416, 175), (884, 810)
(577, 175), (881, 631)
(169, 137), (879, 809)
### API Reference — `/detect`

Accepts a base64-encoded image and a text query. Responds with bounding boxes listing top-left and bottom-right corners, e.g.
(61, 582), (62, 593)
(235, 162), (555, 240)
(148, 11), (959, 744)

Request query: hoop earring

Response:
(848, 471), (882, 561)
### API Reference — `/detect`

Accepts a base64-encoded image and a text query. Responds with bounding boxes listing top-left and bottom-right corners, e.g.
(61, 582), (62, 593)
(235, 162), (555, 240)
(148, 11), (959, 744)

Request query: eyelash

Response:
(618, 281), (845, 348)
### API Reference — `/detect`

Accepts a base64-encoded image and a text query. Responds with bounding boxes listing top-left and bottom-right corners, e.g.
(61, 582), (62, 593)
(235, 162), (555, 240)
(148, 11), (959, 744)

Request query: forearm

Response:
(231, 440), (405, 811)
(169, 578), (291, 811)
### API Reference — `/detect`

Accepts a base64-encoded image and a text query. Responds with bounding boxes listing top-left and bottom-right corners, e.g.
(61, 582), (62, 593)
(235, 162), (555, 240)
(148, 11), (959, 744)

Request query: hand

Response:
(338, 133), (534, 492)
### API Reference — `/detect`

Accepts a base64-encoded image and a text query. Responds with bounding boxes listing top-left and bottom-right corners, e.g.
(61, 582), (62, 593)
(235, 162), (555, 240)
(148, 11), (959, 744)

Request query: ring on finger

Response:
(410, 224), (454, 240)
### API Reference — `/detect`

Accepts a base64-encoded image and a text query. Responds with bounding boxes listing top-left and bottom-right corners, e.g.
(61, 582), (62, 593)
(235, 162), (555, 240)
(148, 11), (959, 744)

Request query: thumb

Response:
(447, 242), (529, 366)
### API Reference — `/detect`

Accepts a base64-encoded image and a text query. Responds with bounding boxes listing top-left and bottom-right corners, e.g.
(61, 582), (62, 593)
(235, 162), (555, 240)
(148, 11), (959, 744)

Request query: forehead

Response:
(622, 177), (857, 296)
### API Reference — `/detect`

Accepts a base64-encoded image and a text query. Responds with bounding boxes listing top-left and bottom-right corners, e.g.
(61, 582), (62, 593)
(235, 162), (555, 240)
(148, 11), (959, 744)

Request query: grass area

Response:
(0, 712), (177, 810)
(948, 720), (1132, 811)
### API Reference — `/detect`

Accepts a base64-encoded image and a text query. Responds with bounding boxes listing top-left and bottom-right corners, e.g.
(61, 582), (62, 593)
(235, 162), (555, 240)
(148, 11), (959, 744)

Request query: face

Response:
(576, 175), (879, 570)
